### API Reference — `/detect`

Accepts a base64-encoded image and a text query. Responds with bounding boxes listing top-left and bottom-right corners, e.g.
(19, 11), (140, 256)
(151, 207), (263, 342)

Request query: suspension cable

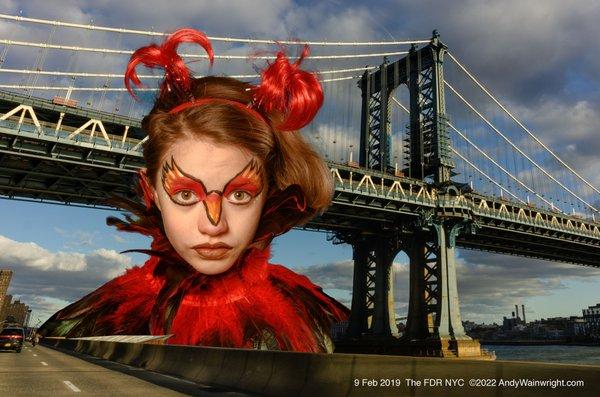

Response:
(451, 148), (526, 204)
(0, 75), (355, 92)
(0, 13), (429, 46)
(448, 120), (553, 207)
(0, 65), (376, 79)
(392, 98), (548, 207)
(0, 39), (408, 60)
(445, 82), (598, 213)
(447, 52), (600, 196)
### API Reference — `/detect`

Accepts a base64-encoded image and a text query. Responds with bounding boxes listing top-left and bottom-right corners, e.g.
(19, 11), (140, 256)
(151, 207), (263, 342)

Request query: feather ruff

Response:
(39, 176), (349, 352)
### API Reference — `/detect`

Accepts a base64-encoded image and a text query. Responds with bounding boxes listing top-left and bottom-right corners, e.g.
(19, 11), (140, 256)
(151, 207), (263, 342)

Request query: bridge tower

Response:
(338, 31), (485, 358)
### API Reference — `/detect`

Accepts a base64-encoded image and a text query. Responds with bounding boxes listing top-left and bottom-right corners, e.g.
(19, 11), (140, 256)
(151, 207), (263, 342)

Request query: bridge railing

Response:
(329, 163), (437, 207)
(0, 117), (144, 154)
(441, 192), (600, 239)
(2, 100), (599, 240)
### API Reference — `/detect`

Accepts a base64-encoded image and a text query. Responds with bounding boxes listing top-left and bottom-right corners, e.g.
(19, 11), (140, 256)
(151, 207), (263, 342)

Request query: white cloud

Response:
(296, 248), (600, 324)
(0, 235), (86, 271)
(1, 234), (134, 322)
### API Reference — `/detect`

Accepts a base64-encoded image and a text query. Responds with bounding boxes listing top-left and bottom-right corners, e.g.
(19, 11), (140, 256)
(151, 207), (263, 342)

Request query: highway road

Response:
(0, 342), (261, 396)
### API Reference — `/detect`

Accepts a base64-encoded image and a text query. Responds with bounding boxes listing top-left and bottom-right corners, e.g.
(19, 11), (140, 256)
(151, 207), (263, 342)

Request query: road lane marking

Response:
(63, 381), (81, 392)
(40, 361), (48, 366)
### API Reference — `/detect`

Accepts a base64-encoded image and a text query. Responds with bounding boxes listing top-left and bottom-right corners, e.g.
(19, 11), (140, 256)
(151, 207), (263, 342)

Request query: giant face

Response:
(150, 138), (267, 275)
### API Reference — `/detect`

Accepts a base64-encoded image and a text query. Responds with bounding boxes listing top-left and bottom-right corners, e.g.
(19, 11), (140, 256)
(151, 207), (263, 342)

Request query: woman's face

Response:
(150, 138), (267, 275)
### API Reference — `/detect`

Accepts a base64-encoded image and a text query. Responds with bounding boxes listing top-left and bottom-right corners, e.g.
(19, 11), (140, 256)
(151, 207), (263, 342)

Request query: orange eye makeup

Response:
(160, 157), (264, 225)
(222, 159), (263, 197)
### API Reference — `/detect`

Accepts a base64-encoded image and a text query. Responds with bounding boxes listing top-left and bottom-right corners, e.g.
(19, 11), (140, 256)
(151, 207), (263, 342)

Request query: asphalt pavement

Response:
(0, 342), (262, 396)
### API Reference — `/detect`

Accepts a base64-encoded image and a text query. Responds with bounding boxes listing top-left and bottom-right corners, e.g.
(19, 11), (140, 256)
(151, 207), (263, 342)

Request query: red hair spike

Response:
(252, 44), (323, 131)
(124, 28), (214, 99)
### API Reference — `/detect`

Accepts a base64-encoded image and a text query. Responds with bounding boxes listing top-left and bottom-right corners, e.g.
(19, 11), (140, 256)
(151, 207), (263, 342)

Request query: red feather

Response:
(39, 177), (349, 352)
(252, 45), (324, 131)
(124, 28), (214, 99)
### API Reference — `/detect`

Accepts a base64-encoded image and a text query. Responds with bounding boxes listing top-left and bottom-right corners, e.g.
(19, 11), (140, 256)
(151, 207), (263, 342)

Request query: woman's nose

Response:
(197, 197), (228, 235)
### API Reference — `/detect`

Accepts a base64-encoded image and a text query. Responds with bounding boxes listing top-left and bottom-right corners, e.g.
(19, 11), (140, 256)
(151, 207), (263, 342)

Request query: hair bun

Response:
(125, 28), (214, 99)
(252, 45), (323, 131)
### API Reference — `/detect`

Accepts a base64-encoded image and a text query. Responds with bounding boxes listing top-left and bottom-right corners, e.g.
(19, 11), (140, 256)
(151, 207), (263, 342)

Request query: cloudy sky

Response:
(0, 0), (599, 328)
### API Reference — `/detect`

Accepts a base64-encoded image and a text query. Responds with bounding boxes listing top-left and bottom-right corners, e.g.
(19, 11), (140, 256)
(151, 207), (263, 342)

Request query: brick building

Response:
(0, 270), (12, 323)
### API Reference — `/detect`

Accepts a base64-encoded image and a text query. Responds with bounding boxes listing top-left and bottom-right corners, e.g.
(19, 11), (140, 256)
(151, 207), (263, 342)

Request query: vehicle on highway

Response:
(0, 327), (25, 353)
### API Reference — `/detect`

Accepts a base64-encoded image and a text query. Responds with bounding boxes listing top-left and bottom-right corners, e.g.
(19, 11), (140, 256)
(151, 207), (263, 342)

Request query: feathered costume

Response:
(39, 180), (349, 352)
(39, 27), (348, 353)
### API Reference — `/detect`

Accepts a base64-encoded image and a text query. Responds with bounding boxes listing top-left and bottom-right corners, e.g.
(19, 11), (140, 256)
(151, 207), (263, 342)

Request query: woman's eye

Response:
(228, 190), (252, 204)
(172, 190), (198, 205)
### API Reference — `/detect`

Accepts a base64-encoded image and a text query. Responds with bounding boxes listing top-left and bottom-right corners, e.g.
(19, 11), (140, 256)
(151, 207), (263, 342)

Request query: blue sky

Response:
(1, 0), (600, 326)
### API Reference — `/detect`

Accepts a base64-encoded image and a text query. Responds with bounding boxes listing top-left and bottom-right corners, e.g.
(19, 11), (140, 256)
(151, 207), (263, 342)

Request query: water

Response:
(483, 344), (600, 366)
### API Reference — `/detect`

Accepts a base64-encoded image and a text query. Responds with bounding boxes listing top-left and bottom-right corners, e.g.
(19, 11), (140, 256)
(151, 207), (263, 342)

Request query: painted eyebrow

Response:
(161, 157), (208, 199)
(161, 157), (264, 197)
(222, 159), (264, 197)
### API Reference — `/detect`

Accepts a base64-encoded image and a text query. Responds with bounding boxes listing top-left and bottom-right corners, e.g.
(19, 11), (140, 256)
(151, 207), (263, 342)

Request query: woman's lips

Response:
(193, 243), (232, 260)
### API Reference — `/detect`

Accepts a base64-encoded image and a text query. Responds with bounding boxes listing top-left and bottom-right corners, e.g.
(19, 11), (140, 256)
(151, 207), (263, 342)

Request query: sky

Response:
(0, 0), (600, 327)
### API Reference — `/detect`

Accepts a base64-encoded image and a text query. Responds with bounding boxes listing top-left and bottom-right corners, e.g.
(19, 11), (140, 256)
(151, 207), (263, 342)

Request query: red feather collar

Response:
(99, 175), (349, 352)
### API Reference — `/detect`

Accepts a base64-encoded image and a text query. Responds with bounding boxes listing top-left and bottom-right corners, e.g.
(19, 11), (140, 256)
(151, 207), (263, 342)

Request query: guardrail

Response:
(43, 338), (600, 397)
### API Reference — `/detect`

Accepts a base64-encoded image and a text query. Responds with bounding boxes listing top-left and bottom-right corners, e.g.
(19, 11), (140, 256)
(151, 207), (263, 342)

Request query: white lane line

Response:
(63, 381), (81, 393)
(40, 361), (48, 366)
(33, 354), (38, 356)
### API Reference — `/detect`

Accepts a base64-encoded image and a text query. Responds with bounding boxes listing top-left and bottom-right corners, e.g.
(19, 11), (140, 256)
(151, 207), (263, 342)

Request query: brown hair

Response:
(141, 76), (333, 222)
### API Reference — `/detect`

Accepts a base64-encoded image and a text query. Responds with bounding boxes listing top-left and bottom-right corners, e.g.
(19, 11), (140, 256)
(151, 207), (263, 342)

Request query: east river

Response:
(483, 344), (600, 365)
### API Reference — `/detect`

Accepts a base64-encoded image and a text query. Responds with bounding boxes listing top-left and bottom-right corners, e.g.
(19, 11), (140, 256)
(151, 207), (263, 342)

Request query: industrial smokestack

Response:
(522, 304), (526, 324)
(515, 305), (519, 319)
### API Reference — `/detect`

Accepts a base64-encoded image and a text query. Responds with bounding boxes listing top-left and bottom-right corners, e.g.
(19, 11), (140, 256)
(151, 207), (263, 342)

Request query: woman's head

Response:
(126, 29), (332, 275)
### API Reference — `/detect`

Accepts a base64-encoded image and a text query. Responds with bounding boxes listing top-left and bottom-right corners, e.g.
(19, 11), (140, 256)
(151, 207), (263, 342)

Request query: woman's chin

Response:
(187, 256), (237, 275)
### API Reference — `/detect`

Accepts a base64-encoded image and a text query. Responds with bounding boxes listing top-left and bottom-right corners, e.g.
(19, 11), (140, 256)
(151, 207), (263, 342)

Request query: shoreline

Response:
(480, 340), (600, 346)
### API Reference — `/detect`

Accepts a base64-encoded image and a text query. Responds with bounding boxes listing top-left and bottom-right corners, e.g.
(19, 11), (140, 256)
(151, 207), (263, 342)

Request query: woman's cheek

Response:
(162, 205), (194, 245)
(234, 199), (264, 236)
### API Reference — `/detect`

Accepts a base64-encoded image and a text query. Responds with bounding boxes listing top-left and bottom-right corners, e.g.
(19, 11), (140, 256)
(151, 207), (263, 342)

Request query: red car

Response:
(0, 327), (25, 353)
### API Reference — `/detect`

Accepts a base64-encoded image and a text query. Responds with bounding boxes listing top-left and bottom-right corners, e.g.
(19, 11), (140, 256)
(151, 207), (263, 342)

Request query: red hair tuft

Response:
(124, 28), (214, 99)
(253, 45), (323, 131)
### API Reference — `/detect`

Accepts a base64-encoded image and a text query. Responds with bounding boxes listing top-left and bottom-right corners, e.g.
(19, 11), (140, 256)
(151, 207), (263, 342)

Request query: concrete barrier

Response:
(42, 339), (600, 397)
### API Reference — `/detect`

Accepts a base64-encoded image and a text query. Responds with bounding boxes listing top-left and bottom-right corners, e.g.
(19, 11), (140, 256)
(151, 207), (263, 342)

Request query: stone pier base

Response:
(335, 336), (495, 360)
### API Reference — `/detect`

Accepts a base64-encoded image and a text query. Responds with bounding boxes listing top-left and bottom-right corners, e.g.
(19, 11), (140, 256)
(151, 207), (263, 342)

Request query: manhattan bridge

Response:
(0, 14), (599, 359)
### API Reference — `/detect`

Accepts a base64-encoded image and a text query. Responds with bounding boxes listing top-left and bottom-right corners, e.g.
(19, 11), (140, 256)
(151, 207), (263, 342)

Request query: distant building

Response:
(583, 303), (600, 340)
(3, 298), (30, 327)
(396, 321), (406, 335)
(529, 317), (569, 339)
(1, 294), (12, 325)
(464, 321), (500, 340)
(463, 321), (476, 332)
(566, 316), (586, 338)
(0, 270), (12, 323)
(331, 320), (349, 341)
(502, 304), (527, 331)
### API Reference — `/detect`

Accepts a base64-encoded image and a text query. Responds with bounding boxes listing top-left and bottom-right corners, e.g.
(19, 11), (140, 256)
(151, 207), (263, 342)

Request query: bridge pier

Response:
(337, 217), (489, 359)
(401, 217), (486, 358)
(347, 234), (400, 339)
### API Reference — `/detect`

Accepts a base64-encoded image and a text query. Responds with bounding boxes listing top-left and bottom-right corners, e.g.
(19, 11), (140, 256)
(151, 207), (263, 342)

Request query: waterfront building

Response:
(502, 304), (527, 331)
(529, 317), (569, 339)
(566, 316), (586, 339)
(582, 303), (600, 340)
